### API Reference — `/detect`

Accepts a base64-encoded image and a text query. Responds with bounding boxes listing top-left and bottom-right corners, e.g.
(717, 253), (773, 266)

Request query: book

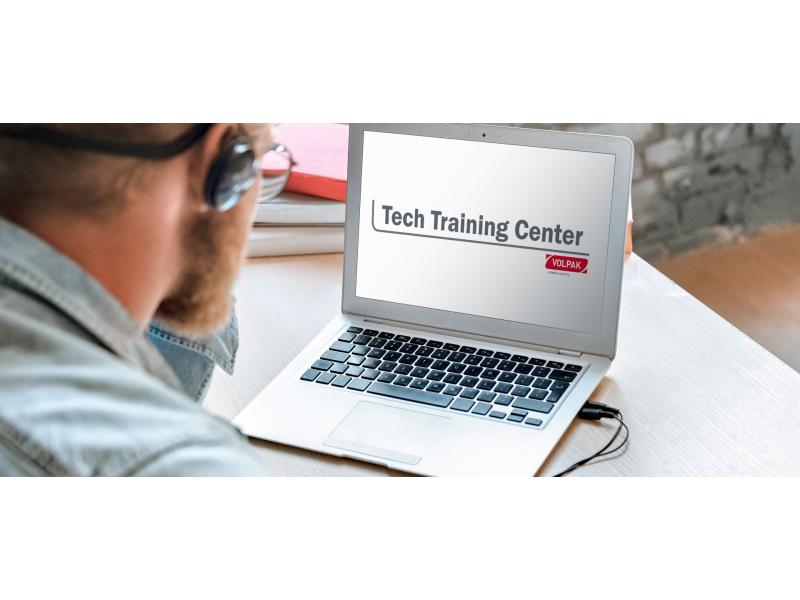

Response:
(246, 225), (345, 258)
(255, 191), (346, 226)
(262, 123), (348, 201)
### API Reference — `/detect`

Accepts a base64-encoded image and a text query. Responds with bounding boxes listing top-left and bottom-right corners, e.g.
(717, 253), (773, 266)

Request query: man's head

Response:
(0, 123), (273, 337)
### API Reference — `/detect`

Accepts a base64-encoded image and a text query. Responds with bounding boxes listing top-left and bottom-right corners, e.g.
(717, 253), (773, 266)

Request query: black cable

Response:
(552, 408), (629, 477)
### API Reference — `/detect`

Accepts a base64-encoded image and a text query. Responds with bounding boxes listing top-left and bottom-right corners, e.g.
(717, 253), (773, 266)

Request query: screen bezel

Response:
(342, 124), (633, 359)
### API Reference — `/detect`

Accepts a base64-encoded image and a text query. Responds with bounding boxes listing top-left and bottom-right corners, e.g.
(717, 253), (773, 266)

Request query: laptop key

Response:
(464, 354), (483, 365)
(377, 372), (397, 383)
(331, 375), (351, 387)
(551, 381), (569, 392)
(399, 343), (418, 353)
(477, 349), (493, 357)
(460, 376), (479, 387)
(368, 338), (387, 348)
(511, 409), (528, 417)
(494, 394), (513, 406)
(410, 378), (429, 389)
(494, 382), (513, 394)
(346, 326), (363, 334)
(547, 389), (565, 403)
(471, 402), (492, 415)
(489, 410), (507, 419)
(362, 357), (381, 369)
(480, 357), (499, 368)
(447, 363), (466, 373)
(385, 351), (402, 362)
(477, 390), (496, 402)
(477, 379), (496, 391)
(410, 367), (430, 378)
(443, 373), (462, 384)
(415, 346), (434, 357)
(481, 369), (500, 380)
(378, 361), (398, 371)
(379, 332), (395, 339)
(450, 398), (475, 412)
(507, 413), (525, 423)
(432, 349), (450, 359)
(338, 332), (356, 343)
(512, 397), (553, 414)
(547, 361), (564, 369)
(448, 352), (467, 363)
(528, 388), (548, 400)
(431, 359), (449, 370)
(460, 387), (479, 399)
(533, 377), (551, 389)
(367, 381), (452, 408)
(316, 372), (336, 384)
(399, 354), (417, 364)
(312, 359), (334, 371)
(361, 369), (380, 380)
(426, 382), (445, 393)
(321, 350), (349, 363)
(464, 366), (483, 377)
(353, 335), (372, 345)
(394, 364), (413, 375)
(459, 346), (476, 354)
(415, 357), (434, 368)
(426, 340), (443, 348)
(511, 385), (531, 397)
(498, 372), (516, 383)
(411, 337), (427, 345)
(443, 385), (462, 396)
(565, 364), (583, 372)
(511, 354), (528, 363)
(347, 378), (371, 391)
(532, 367), (550, 377)
(515, 374), (534, 386)
(395, 335), (411, 343)
(363, 329), (379, 336)
(528, 357), (546, 366)
(427, 370), (446, 381)
(549, 369), (577, 382)
(352, 345), (369, 356)
(498, 360), (516, 371)
(346, 366), (365, 377)
(394, 375), (413, 386)
(443, 343), (460, 351)
(493, 352), (511, 360)
(347, 355), (366, 366)
(330, 363), (348, 374)
(513, 363), (533, 375)
(385, 341), (403, 351)
(301, 369), (321, 382)
(367, 348), (387, 359)
(525, 417), (543, 427)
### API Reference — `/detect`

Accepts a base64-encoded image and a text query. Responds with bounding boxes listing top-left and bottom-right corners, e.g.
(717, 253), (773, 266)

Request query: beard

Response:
(154, 197), (253, 339)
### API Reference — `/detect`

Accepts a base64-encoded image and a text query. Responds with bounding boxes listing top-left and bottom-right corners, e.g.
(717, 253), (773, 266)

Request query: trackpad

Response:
(324, 401), (450, 465)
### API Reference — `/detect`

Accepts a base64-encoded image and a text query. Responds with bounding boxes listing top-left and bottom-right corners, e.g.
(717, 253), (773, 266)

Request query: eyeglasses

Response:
(259, 142), (296, 201)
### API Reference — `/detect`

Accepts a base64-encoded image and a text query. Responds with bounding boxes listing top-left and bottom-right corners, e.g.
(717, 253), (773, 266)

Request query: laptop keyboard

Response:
(299, 325), (584, 428)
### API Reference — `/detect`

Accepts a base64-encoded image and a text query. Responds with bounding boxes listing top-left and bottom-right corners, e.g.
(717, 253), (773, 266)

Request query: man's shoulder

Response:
(0, 317), (264, 476)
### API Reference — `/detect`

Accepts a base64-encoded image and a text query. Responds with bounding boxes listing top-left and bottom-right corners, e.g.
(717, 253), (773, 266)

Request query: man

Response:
(0, 124), (273, 475)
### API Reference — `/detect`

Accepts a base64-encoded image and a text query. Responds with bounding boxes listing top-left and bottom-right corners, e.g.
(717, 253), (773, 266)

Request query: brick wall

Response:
(517, 124), (800, 260)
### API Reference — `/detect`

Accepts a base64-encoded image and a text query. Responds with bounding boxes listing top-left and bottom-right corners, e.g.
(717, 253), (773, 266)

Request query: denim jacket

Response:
(0, 217), (266, 475)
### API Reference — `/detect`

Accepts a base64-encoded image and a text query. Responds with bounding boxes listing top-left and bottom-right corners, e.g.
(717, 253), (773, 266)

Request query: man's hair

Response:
(0, 124), (192, 221)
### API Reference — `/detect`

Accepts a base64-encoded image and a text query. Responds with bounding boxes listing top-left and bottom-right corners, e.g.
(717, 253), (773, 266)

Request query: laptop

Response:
(234, 124), (633, 476)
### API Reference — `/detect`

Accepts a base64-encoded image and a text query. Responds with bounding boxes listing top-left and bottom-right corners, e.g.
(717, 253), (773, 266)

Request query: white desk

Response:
(205, 253), (800, 475)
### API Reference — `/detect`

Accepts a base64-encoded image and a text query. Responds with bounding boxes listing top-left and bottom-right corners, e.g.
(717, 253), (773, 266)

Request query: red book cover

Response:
(262, 123), (348, 201)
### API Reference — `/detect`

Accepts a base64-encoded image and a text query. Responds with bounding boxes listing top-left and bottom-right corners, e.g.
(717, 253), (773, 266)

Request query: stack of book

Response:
(247, 123), (348, 258)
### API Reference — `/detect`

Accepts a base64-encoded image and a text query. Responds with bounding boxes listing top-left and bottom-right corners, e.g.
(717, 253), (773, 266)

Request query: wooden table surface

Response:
(204, 252), (800, 476)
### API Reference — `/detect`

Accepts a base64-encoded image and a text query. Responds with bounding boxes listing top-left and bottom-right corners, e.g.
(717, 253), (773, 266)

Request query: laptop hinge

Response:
(557, 348), (583, 357)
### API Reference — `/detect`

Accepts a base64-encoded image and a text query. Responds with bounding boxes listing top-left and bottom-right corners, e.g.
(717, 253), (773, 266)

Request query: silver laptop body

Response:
(234, 124), (633, 476)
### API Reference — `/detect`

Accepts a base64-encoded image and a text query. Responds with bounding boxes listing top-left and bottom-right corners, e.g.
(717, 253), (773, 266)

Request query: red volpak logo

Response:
(546, 254), (588, 274)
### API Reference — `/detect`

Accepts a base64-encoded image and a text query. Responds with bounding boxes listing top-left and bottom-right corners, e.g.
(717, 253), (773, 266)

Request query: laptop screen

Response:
(354, 130), (616, 336)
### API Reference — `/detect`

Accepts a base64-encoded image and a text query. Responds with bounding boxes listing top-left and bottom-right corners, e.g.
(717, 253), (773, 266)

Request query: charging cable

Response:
(552, 401), (629, 477)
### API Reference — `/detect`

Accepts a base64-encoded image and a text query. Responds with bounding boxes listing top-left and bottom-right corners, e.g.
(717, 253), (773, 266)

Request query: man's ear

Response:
(187, 123), (237, 212)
